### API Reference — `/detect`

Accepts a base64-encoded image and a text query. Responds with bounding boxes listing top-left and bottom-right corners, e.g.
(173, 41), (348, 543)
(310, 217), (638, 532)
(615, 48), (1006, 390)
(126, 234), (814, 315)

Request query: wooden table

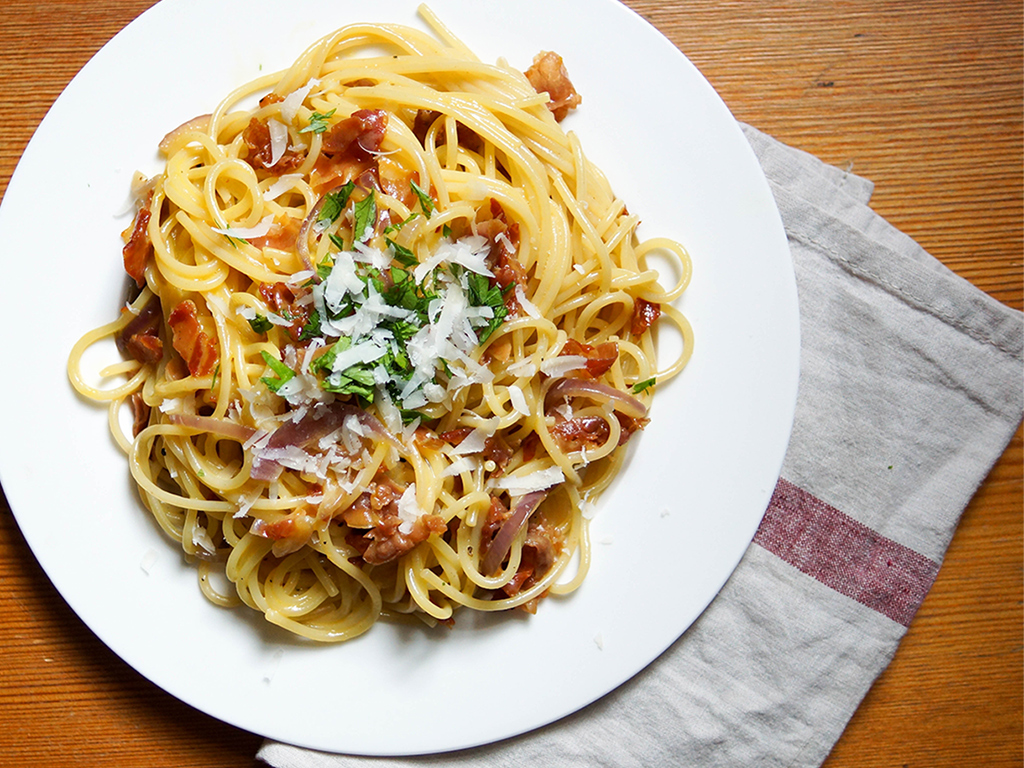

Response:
(1, 1), (1019, 765)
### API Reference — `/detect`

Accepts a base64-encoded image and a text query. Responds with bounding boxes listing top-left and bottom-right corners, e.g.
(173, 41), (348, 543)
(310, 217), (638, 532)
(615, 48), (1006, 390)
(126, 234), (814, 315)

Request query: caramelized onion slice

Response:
(481, 490), (548, 577)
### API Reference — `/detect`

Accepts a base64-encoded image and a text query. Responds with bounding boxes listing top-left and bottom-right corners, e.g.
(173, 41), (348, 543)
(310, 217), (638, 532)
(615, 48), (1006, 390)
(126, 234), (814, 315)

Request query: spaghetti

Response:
(68, 7), (693, 642)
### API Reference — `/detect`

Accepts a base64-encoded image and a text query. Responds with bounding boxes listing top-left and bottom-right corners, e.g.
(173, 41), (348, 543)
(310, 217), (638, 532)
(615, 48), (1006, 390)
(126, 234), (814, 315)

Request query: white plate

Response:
(0, 0), (798, 755)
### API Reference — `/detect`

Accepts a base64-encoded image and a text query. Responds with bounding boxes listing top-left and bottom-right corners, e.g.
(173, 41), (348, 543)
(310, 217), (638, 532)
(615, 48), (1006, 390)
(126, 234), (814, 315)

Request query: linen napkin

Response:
(257, 124), (1024, 768)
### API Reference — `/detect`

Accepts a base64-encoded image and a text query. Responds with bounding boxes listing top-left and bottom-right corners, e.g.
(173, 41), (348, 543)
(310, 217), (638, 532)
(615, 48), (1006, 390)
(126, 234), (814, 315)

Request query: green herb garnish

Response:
(352, 191), (377, 243)
(318, 181), (355, 226)
(632, 377), (656, 394)
(410, 180), (435, 216)
(466, 272), (509, 343)
(297, 310), (322, 341)
(247, 315), (273, 334)
(384, 212), (418, 234)
(386, 238), (418, 268)
(260, 350), (296, 392)
(300, 108), (337, 134)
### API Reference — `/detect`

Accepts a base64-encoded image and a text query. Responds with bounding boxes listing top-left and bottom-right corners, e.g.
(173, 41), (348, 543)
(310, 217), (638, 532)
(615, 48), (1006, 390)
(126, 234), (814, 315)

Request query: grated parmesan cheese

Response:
(491, 466), (565, 496)
(212, 214), (275, 240)
(541, 355), (588, 377)
(507, 384), (530, 416)
(397, 483), (424, 534)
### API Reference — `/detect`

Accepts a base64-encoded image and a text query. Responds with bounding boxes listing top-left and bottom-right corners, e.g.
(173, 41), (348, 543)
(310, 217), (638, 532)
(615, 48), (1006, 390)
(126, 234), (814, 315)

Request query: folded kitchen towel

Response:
(257, 124), (1024, 768)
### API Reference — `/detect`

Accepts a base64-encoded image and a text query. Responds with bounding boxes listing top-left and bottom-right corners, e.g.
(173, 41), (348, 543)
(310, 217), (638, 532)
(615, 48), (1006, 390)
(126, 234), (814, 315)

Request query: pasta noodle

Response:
(67, 6), (693, 642)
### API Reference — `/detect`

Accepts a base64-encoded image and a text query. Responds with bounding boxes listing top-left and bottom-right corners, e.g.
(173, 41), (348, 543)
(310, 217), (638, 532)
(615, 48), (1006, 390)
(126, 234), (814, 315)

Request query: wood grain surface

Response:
(0, 1), (1020, 766)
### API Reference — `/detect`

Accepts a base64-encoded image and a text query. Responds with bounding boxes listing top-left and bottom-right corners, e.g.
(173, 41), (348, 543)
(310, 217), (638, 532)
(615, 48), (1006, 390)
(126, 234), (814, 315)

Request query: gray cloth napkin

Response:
(257, 125), (1024, 768)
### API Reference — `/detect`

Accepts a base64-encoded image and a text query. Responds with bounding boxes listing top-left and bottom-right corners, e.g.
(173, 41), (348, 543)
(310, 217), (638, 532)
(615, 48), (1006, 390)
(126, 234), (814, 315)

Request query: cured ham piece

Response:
(631, 298), (661, 337)
(116, 297), (164, 366)
(524, 51), (582, 122)
(248, 216), (303, 252)
(122, 201), (152, 287)
(478, 200), (526, 316)
(560, 338), (618, 379)
(340, 479), (448, 565)
(310, 109), (388, 194)
(167, 300), (219, 377)
(361, 513), (447, 565)
(242, 118), (305, 173)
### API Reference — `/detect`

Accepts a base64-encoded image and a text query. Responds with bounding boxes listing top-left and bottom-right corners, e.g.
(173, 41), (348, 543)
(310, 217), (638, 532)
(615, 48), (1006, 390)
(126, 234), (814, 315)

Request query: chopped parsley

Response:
(297, 309), (322, 341)
(260, 350), (296, 392)
(465, 271), (507, 343)
(384, 212), (418, 234)
(410, 179), (435, 216)
(352, 191), (377, 243)
(300, 108), (337, 134)
(318, 181), (355, 227)
(258, 180), (521, 411)
(632, 377), (656, 394)
(262, 239), (508, 410)
(386, 238), (418, 268)
(247, 314), (273, 334)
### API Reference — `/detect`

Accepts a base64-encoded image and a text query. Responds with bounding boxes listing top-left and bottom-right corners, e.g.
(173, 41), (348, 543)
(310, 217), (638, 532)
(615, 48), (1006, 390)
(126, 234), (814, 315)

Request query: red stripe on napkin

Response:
(753, 478), (940, 626)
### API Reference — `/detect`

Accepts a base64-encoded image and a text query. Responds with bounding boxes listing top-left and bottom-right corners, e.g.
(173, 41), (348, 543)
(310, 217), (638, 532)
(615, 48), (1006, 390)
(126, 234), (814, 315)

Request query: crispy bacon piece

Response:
(524, 51), (582, 122)
(339, 477), (403, 529)
(338, 478), (446, 565)
(520, 431), (541, 463)
(413, 427), (445, 451)
(258, 282), (311, 340)
(484, 434), (514, 476)
(631, 298), (661, 338)
(167, 300), (219, 377)
(479, 201), (526, 316)
(242, 118), (305, 173)
(560, 338), (619, 379)
(478, 496), (511, 564)
(126, 328), (163, 365)
(550, 414), (612, 452)
(321, 109), (387, 157)
(116, 297), (164, 366)
(309, 109), (388, 194)
(121, 200), (152, 287)
(439, 427), (474, 446)
(361, 513), (447, 565)
(249, 216), (302, 252)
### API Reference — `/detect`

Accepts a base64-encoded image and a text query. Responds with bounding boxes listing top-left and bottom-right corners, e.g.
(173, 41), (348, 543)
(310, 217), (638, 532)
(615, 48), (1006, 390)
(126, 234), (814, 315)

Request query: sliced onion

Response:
(250, 404), (402, 481)
(544, 378), (648, 420)
(115, 296), (161, 357)
(296, 194), (330, 274)
(159, 114), (211, 155)
(481, 490), (548, 577)
(167, 413), (257, 444)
